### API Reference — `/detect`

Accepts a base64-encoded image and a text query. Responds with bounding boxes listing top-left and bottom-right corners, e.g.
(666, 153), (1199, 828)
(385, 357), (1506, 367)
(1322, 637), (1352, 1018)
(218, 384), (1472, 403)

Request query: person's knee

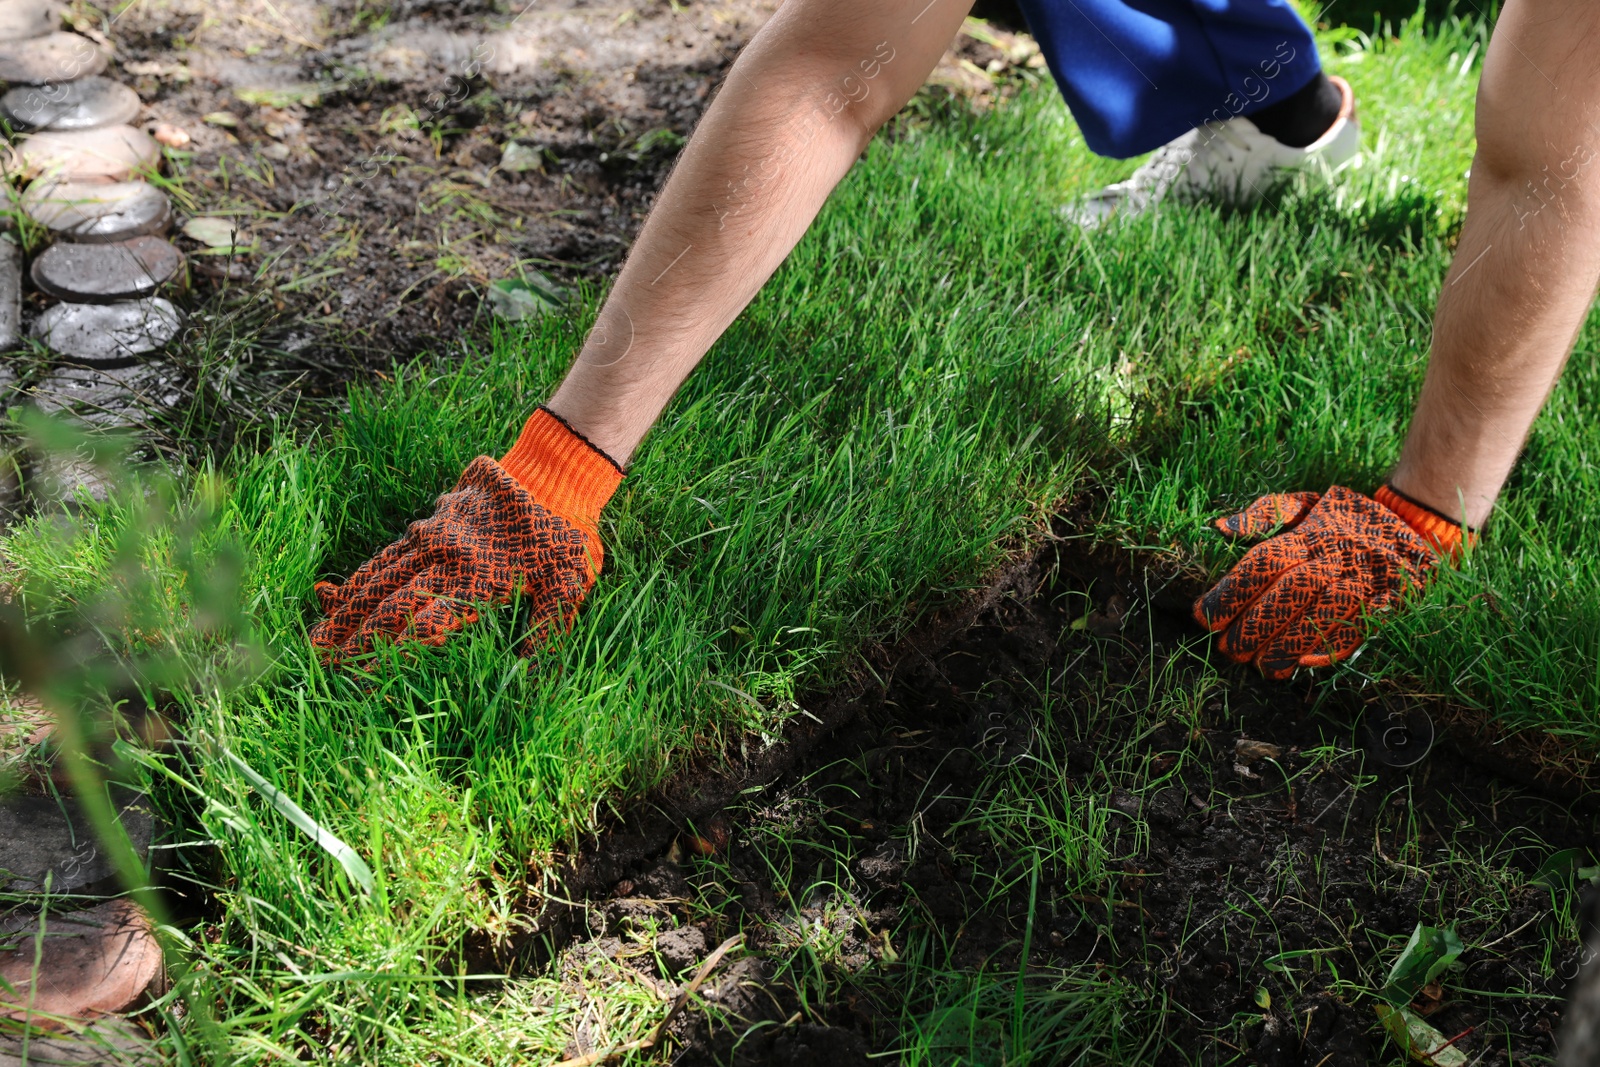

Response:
(1471, 87), (1600, 232)
(1471, 0), (1600, 198)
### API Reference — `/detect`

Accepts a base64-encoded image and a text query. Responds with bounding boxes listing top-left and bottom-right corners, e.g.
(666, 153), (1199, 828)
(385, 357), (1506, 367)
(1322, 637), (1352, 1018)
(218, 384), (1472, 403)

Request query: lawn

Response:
(7, 0), (1595, 1061)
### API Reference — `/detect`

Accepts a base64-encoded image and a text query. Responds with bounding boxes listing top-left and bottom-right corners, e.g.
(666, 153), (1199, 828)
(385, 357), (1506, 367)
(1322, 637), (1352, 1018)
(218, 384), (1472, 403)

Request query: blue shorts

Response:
(1012, 0), (1324, 158)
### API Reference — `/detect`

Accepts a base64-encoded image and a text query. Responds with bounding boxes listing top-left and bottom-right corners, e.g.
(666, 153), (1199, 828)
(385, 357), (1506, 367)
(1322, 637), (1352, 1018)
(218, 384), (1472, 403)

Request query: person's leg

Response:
(1012, 0), (1326, 158)
(1246, 59), (1343, 148)
(1017, 0), (1358, 227)
(1389, 0), (1600, 528)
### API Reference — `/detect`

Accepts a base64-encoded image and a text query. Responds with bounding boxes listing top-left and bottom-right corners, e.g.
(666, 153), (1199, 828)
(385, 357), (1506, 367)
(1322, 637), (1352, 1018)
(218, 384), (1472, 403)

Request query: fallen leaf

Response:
(182, 216), (248, 250)
(500, 141), (543, 173)
(234, 83), (322, 108)
(1413, 980), (1445, 1015)
(1375, 1004), (1468, 1066)
(1235, 738), (1282, 761)
(1381, 924), (1464, 1007)
(487, 273), (566, 320)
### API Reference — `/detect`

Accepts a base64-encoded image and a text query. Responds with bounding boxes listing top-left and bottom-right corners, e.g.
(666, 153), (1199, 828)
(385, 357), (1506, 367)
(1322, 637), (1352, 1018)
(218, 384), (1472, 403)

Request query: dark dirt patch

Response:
(556, 540), (1595, 1065)
(89, 0), (1038, 403)
(2, 0), (1037, 495)
(96, 0), (773, 394)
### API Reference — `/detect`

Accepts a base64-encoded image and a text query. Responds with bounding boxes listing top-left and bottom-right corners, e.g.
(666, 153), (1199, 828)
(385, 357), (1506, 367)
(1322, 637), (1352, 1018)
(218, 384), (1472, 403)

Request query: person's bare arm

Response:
(1197, 0), (1600, 678)
(545, 0), (974, 464)
(1390, 0), (1600, 527)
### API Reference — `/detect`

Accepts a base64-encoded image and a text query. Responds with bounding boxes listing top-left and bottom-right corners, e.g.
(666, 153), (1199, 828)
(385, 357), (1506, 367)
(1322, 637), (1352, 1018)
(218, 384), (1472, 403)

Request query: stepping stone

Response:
(0, 1018), (158, 1065)
(0, 792), (154, 896)
(0, 237), (18, 350)
(10, 125), (160, 181)
(20, 179), (172, 243)
(0, 0), (57, 42)
(0, 31), (105, 84)
(11, 126), (158, 184)
(0, 76), (139, 131)
(28, 363), (180, 427)
(31, 236), (184, 303)
(30, 298), (181, 366)
(0, 900), (162, 1024)
(23, 366), (178, 504)
(0, 0), (56, 41)
(32, 451), (114, 508)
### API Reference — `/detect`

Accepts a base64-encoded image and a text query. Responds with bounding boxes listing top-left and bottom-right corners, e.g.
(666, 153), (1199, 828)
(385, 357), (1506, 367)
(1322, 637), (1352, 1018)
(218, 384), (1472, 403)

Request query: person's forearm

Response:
(1390, 0), (1600, 529)
(545, 0), (972, 464)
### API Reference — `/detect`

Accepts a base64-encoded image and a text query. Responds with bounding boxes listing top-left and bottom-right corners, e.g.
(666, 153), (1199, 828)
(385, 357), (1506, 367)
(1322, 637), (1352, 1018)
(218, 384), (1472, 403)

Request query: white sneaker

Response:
(1064, 75), (1359, 229)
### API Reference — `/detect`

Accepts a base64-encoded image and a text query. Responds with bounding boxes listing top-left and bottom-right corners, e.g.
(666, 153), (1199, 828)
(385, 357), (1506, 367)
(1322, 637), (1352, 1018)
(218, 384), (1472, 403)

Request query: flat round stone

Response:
(1, 75), (139, 130)
(0, 1018), (160, 1066)
(0, 237), (18, 350)
(31, 235), (184, 302)
(30, 297), (182, 365)
(10, 124), (160, 181)
(0, 900), (162, 1024)
(20, 178), (172, 242)
(0, 793), (154, 896)
(0, 31), (105, 83)
(28, 361), (181, 422)
(0, 0), (58, 41)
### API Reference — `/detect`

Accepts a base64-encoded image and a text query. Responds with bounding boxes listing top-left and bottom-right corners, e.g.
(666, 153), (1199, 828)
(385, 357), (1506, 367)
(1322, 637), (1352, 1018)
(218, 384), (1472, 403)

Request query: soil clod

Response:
(583, 547), (1592, 1064)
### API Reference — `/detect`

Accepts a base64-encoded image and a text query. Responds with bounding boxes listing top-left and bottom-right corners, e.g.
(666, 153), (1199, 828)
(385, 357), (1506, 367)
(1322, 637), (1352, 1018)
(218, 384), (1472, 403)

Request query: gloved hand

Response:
(310, 407), (624, 661)
(1193, 484), (1469, 678)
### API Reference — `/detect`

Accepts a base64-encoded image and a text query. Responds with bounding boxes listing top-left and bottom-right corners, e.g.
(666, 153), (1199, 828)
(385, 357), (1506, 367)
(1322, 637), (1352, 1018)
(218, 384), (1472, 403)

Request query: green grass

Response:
(4, 0), (1595, 1060)
(1097, 6), (1600, 732)
(894, 958), (1160, 1067)
(6, 72), (1121, 1060)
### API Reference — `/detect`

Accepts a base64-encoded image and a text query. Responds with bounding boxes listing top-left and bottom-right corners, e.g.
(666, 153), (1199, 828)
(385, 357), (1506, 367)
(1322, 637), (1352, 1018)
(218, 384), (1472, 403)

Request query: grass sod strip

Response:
(4, 86), (1117, 1059)
(2, 2), (1584, 1059)
(1101, 6), (1600, 733)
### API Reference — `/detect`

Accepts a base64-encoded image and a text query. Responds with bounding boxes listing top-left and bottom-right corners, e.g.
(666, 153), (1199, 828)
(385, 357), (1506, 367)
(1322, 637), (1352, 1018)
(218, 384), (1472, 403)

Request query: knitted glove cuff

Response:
(1374, 483), (1476, 558)
(500, 406), (624, 539)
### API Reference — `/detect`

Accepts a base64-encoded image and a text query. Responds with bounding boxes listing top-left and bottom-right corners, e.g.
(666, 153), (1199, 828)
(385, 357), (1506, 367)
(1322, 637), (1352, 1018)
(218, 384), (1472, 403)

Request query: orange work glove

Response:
(1193, 484), (1470, 679)
(309, 407), (624, 661)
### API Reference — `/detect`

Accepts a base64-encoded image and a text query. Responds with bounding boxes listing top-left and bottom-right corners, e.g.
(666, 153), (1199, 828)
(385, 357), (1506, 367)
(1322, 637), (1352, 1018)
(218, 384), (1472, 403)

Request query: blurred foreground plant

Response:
(1, 411), (265, 1047)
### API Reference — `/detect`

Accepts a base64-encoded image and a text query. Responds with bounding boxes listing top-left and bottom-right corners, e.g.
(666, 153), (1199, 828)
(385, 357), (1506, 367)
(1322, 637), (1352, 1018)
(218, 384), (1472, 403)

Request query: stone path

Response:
(0, 759), (164, 1054)
(0, 6), (186, 375)
(0, 901), (163, 1025)
(0, 1019), (157, 1066)
(1, 2), (181, 1056)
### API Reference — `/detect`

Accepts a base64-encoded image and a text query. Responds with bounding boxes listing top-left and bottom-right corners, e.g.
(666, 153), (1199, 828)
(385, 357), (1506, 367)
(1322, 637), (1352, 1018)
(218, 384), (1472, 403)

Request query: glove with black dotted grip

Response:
(1193, 484), (1469, 679)
(310, 406), (623, 661)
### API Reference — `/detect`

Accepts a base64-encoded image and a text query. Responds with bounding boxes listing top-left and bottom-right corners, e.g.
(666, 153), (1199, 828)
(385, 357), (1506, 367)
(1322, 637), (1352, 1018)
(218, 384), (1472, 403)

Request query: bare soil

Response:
(30, 6), (1586, 1063)
(95, 0), (1034, 399)
(554, 538), (1595, 1065)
